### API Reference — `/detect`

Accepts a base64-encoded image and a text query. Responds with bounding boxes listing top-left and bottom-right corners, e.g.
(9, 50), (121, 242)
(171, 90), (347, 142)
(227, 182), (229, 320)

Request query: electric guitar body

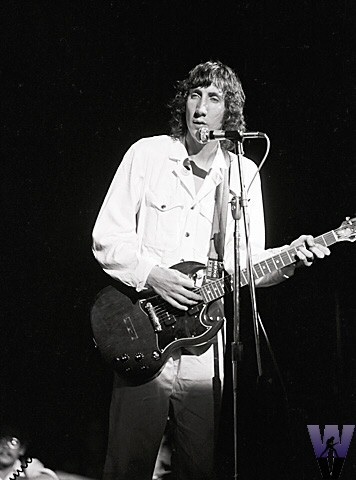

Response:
(91, 261), (225, 384)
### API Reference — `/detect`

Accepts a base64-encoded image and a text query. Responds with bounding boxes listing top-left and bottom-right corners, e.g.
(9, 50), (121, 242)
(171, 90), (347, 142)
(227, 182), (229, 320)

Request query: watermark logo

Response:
(307, 425), (355, 479)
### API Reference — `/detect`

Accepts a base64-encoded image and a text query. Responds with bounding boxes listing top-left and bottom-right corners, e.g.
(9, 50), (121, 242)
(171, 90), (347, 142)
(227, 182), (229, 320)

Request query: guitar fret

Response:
(216, 281), (224, 297)
(280, 250), (293, 266)
(260, 261), (270, 275)
(266, 257), (275, 272)
(273, 255), (284, 269)
(317, 235), (327, 247)
(324, 231), (337, 246)
(201, 284), (212, 302)
(207, 286), (214, 301)
(207, 283), (215, 298)
(254, 263), (263, 278)
(211, 281), (219, 297)
(271, 255), (280, 269)
(286, 249), (296, 263)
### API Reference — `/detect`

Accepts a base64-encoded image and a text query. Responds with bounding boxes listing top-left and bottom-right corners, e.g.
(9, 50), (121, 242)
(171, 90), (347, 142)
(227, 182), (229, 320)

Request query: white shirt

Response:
(92, 135), (284, 289)
(0, 458), (58, 480)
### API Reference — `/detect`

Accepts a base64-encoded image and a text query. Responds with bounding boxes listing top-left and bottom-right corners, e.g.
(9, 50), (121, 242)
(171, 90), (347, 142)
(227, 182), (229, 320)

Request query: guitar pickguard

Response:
(138, 266), (224, 353)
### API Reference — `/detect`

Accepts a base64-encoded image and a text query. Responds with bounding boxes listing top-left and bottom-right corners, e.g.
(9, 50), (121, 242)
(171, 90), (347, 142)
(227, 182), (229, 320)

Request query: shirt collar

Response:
(169, 137), (230, 170)
(169, 137), (231, 202)
(168, 137), (189, 162)
(210, 142), (230, 172)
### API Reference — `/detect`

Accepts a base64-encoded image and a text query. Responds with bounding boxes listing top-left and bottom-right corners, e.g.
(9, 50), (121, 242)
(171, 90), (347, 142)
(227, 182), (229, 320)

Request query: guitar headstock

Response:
(335, 217), (356, 242)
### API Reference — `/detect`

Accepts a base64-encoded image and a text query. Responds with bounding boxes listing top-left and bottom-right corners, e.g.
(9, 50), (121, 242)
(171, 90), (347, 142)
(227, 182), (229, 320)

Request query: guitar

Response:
(91, 217), (356, 384)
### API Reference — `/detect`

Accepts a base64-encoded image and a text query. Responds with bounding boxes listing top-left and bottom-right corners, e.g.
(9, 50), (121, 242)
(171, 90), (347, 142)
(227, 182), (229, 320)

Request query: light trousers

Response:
(102, 338), (224, 480)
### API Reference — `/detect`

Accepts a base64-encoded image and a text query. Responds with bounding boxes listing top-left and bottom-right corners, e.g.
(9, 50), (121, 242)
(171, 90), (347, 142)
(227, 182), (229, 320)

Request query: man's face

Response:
(0, 437), (25, 468)
(185, 84), (225, 147)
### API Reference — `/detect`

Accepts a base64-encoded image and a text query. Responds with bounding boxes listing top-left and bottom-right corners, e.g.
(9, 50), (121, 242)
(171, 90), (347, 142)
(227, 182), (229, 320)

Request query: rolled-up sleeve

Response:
(92, 141), (156, 291)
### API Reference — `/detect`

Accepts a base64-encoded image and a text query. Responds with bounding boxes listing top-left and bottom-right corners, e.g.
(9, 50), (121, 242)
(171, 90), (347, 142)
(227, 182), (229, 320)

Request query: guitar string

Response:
(151, 279), (222, 315)
(150, 232), (334, 319)
(149, 268), (251, 319)
(151, 277), (232, 319)
(151, 251), (299, 318)
(150, 230), (348, 325)
(151, 259), (276, 318)
(150, 272), (236, 319)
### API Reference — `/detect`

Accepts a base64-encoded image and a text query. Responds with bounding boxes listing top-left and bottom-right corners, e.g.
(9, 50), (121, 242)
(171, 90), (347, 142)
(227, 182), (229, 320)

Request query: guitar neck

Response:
(200, 229), (338, 303)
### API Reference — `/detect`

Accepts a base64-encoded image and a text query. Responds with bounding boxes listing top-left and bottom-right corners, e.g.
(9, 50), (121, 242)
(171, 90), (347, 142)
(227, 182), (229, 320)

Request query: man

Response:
(0, 426), (58, 480)
(92, 60), (330, 480)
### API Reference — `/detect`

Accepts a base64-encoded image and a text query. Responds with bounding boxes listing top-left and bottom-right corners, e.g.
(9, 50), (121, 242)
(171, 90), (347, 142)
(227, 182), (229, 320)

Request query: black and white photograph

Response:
(2, 1), (355, 479)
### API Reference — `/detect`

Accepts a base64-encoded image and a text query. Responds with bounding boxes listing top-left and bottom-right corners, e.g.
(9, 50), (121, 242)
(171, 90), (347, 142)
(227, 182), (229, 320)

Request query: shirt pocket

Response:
(142, 190), (184, 251)
(199, 197), (215, 222)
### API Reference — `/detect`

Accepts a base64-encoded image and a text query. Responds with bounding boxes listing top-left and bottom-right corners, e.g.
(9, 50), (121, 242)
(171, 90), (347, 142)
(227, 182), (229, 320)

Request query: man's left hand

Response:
(282, 234), (331, 278)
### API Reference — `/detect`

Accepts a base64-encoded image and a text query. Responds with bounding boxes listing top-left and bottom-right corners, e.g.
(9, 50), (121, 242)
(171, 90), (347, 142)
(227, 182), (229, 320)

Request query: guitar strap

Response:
(207, 148), (231, 444)
(206, 148), (231, 281)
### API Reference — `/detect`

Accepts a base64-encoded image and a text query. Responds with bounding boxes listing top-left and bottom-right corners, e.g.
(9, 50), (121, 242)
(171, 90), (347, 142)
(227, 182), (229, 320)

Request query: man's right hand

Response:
(146, 266), (202, 310)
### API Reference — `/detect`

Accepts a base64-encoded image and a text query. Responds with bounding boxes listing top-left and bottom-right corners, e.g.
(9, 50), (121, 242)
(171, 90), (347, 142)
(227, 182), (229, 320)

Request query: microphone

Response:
(197, 127), (265, 144)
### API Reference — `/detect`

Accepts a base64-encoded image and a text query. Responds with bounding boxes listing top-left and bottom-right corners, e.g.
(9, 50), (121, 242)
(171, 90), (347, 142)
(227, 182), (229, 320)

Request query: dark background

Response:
(1, 1), (355, 478)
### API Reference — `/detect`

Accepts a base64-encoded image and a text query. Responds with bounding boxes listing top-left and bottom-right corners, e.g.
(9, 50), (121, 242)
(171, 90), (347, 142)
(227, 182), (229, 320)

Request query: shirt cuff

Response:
(134, 257), (157, 292)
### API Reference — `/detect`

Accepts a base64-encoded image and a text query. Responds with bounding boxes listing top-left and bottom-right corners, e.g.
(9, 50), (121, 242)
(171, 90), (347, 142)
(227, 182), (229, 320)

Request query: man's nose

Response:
(194, 99), (207, 116)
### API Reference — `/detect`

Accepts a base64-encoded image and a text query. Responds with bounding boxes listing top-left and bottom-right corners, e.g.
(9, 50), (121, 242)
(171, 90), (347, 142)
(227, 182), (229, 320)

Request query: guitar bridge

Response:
(145, 302), (162, 332)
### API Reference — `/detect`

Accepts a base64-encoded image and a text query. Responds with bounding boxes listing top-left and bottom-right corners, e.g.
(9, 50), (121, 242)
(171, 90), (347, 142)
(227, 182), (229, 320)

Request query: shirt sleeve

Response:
(22, 458), (59, 479)
(92, 140), (156, 291)
(224, 157), (288, 287)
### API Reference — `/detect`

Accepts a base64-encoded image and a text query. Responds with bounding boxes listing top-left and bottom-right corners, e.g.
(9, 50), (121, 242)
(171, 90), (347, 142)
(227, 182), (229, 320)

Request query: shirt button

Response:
(185, 232), (190, 237)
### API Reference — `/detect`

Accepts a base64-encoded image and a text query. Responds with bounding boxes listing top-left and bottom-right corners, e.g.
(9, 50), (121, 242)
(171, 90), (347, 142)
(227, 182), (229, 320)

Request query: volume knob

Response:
(115, 354), (130, 363)
(152, 350), (161, 360)
(135, 353), (144, 362)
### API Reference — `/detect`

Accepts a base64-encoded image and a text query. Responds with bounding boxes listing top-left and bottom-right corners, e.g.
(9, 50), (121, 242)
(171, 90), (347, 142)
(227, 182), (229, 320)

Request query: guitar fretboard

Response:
(199, 230), (338, 303)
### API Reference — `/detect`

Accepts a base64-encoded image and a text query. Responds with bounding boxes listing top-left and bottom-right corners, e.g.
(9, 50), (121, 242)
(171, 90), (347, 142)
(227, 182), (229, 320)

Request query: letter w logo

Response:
(307, 425), (355, 479)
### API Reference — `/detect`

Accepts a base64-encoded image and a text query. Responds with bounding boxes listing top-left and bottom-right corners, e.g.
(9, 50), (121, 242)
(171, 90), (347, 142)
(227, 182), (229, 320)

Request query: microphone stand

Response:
(230, 138), (264, 479)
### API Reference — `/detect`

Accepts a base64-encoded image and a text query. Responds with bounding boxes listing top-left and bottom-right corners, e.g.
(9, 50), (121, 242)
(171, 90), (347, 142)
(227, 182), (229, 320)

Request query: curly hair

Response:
(168, 60), (246, 149)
